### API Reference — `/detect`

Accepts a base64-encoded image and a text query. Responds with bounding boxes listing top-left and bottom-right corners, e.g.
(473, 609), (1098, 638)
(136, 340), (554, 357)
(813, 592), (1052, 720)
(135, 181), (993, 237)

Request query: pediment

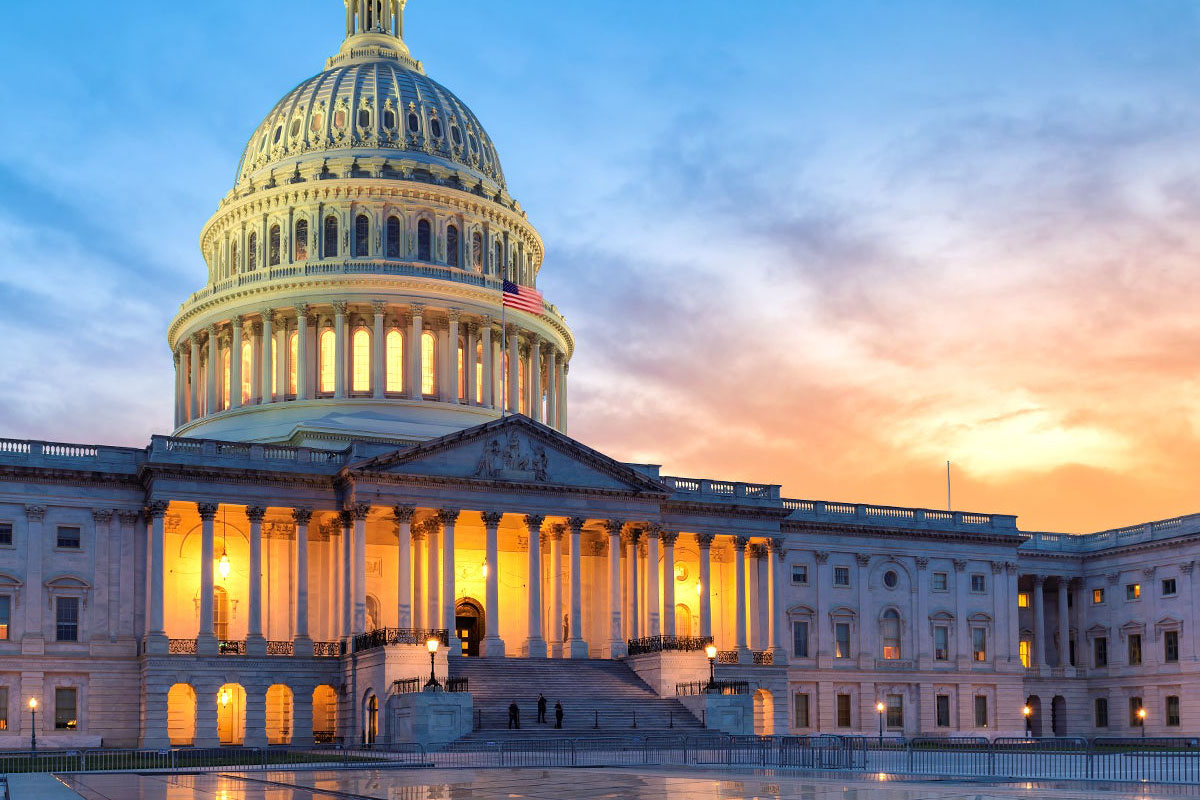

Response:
(347, 415), (669, 495)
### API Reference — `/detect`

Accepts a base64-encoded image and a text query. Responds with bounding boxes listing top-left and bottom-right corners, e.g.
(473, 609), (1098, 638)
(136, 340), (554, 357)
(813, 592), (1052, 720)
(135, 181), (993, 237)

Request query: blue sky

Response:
(5, 1), (1200, 531)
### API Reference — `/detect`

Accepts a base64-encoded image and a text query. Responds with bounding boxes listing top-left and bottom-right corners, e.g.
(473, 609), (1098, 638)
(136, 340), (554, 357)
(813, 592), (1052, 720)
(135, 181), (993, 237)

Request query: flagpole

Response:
(499, 274), (507, 418)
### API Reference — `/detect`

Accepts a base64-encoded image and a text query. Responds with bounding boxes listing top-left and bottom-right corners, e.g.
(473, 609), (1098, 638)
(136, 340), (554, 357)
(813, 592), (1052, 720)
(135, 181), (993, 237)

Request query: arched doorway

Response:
(312, 685), (338, 744)
(217, 684), (246, 745)
(363, 691), (378, 746)
(167, 684), (196, 746)
(1051, 695), (1066, 736)
(266, 685), (294, 745)
(1026, 695), (1043, 737)
(456, 598), (484, 658)
(676, 604), (693, 637)
(754, 689), (775, 736)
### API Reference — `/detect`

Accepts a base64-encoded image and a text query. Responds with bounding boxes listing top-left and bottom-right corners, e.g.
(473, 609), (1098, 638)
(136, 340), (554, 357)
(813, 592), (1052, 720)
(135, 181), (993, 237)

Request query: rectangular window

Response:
(0, 523), (11, 546)
(791, 565), (808, 585)
(833, 567), (850, 587)
(1165, 630), (1179, 663)
(1127, 583), (1141, 601)
(1167, 695), (1181, 728)
(0, 687), (7, 730)
(972, 628), (987, 662)
(974, 695), (989, 728)
(0, 596), (9, 640)
(56, 526), (81, 550)
(970, 573), (986, 593)
(1130, 697), (1144, 728)
(934, 626), (950, 661)
(1092, 588), (1105, 605)
(932, 572), (948, 592)
(794, 693), (810, 728)
(1162, 578), (1177, 597)
(1095, 698), (1109, 728)
(1094, 637), (1108, 668)
(792, 620), (809, 658)
(935, 695), (951, 727)
(834, 623), (851, 659)
(1020, 640), (1031, 668)
(1128, 634), (1142, 666)
(836, 694), (852, 728)
(1017, 592), (1029, 608)
(54, 687), (77, 730)
(56, 597), (79, 642)
(885, 695), (904, 729)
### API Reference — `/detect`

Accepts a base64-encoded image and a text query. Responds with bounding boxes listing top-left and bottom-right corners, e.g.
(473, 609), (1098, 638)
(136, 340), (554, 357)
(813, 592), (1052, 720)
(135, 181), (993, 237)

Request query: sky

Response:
(3, 1), (1200, 533)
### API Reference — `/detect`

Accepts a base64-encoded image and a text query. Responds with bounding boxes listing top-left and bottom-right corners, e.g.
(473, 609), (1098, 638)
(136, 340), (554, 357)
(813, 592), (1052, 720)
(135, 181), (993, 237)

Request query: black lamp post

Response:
(1023, 705), (1032, 737)
(425, 637), (441, 690)
(28, 698), (38, 753)
(1138, 707), (1147, 740)
(876, 701), (885, 745)
(705, 643), (717, 693)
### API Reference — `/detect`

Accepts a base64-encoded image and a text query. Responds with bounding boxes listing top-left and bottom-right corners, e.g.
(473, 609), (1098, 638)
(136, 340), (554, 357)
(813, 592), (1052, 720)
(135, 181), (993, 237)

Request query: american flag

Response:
(503, 280), (545, 315)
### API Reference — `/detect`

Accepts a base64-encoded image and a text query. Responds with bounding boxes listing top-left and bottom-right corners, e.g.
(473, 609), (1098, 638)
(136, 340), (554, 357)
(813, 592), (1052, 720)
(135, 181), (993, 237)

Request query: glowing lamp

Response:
(27, 698), (37, 711)
(705, 644), (717, 660)
(219, 690), (231, 707)
(482, 563), (489, 579)
(876, 702), (886, 714)
(696, 582), (703, 596)
(218, 551), (231, 579)
(1022, 705), (1032, 718)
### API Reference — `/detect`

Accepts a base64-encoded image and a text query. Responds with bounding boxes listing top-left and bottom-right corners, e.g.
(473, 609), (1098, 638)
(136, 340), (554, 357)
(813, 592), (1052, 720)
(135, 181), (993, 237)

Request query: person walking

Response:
(555, 701), (564, 730)
(508, 702), (520, 730)
(537, 693), (548, 724)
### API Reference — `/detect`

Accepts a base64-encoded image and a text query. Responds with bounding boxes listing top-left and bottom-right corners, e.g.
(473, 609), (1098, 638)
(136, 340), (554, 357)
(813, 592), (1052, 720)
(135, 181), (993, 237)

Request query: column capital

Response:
(372, 301), (388, 316)
(915, 556), (930, 570)
(1182, 561), (1196, 575)
(352, 503), (371, 521)
(566, 516), (586, 534)
(197, 503), (219, 521)
(118, 509), (141, 524)
(261, 308), (276, 325)
(411, 303), (425, 318)
(332, 301), (348, 316)
(448, 308), (462, 323)
(990, 560), (1005, 574)
(814, 550), (830, 564)
(734, 535), (750, 550)
(92, 509), (114, 524)
(480, 314), (494, 329)
(246, 506), (268, 524)
(231, 314), (244, 328)
(1141, 566), (1157, 580)
(338, 509), (354, 528)
(855, 553), (871, 567)
(603, 519), (625, 537)
(953, 558), (968, 573)
(547, 524), (566, 542)
(748, 543), (767, 560)
(292, 507), (314, 525)
(623, 527), (642, 545)
(696, 532), (716, 549)
(438, 508), (461, 525)
(481, 511), (504, 528)
(145, 501), (169, 520)
(660, 530), (680, 547)
(410, 528), (426, 543)
(393, 505), (417, 524)
(524, 514), (546, 533)
(643, 524), (662, 540)
(294, 303), (309, 318)
(1032, 574), (1046, 587)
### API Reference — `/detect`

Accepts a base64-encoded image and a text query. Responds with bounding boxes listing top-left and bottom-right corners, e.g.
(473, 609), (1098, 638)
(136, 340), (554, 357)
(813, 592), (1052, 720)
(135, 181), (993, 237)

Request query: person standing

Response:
(508, 702), (520, 730)
(537, 693), (548, 724)
(555, 701), (564, 730)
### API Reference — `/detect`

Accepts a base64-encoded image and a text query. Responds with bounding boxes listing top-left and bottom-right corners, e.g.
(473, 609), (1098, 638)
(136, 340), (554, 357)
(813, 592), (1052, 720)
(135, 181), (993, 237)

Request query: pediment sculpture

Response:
(473, 431), (550, 483)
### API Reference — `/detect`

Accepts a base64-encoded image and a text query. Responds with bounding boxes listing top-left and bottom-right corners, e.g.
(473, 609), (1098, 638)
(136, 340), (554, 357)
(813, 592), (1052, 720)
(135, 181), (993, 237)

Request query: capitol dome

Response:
(167, 0), (573, 448)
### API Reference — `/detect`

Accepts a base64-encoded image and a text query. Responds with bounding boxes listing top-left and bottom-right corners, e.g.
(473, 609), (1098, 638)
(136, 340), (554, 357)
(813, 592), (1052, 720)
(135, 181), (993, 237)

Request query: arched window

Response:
(222, 349), (231, 410)
(475, 342), (484, 404)
(355, 214), (369, 258)
(295, 220), (308, 261)
(472, 232), (483, 272)
(271, 339), (278, 399)
(323, 216), (338, 258)
(288, 332), (298, 396)
(457, 339), (466, 401)
(269, 224), (281, 266)
(352, 329), (370, 393)
(494, 241), (503, 274)
(881, 610), (901, 660)
(386, 330), (404, 393)
(365, 595), (381, 632)
(213, 586), (229, 641)
(319, 328), (336, 393)
(421, 330), (436, 396)
(385, 216), (401, 258)
(417, 219), (432, 261)
(247, 232), (258, 271)
(447, 224), (460, 267)
(241, 341), (253, 405)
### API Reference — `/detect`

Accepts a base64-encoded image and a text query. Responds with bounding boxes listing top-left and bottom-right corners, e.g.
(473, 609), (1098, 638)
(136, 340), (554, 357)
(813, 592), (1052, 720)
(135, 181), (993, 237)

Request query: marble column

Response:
(662, 531), (678, 637)
(295, 305), (309, 401)
(410, 305), (424, 399)
(293, 508), (313, 652)
(205, 326), (218, 415)
(545, 347), (558, 428)
(1032, 574), (1047, 671)
(340, 510), (353, 639)
(954, 559), (970, 669)
(447, 311), (461, 403)
(426, 519), (440, 629)
(482, 512), (505, 657)
(411, 528), (426, 630)
(372, 302), (386, 399)
(606, 519), (626, 658)
(260, 310), (274, 403)
(646, 526), (661, 637)
(243, 681), (268, 747)
(530, 338), (543, 422)
(246, 506), (267, 656)
(230, 316), (243, 409)
(768, 537), (788, 663)
(333, 302), (347, 399)
(480, 318), (494, 408)
(352, 504), (369, 635)
(524, 514), (548, 657)
(144, 502), (169, 654)
(197, 503), (219, 654)
(566, 517), (588, 658)
(1006, 564), (1020, 665)
(440, 509), (461, 654)
(548, 524), (565, 657)
(734, 536), (750, 661)
(1058, 576), (1072, 673)
(464, 323), (477, 405)
(193, 681), (221, 748)
(698, 533), (714, 640)
(625, 529), (641, 640)
(189, 336), (201, 419)
(394, 506), (415, 629)
(507, 325), (520, 413)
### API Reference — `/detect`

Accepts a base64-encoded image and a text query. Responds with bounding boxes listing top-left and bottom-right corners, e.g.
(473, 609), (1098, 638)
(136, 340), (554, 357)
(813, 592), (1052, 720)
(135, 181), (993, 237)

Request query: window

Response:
(472, 232), (483, 271)
(355, 215), (369, 258)
(933, 573), (948, 592)
(1094, 637), (1108, 668)
(1162, 578), (1177, 597)
(934, 625), (949, 661)
(417, 219), (432, 261)
(0, 595), (9, 640)
(333, 108), (347, 130)
(295, 219), (308, 260)
(794, 693), (810, 728)
(323, 216), (338, 258)
(881, 610), (901, 660)
(1020, 640), (1031, 668)
(791, 565), (808, 585)
(310, 111), (324, 132)
(1167, 695), (1181, 727)
(494, 241), (503, 273)
(974, 695), (989, 728)
(1093, 588), (1105, 605)
(972, 628), (987, 662)
(451, 124), (463, 146)
(834, 623), (851, 659)
(792, 620), (809, 658)
(288, 332), (298, 396)
(1165, 630), (1179, 663)
(223, 349), (232, 409)
(350, 329), (370, 393)
(935, 695), (951, 727)
(383, 109), (396, 130)
(269, 224), (281, 266)
(357, 108), (370, 128)
(1127, 583), (1141, 601)
(1017, 592), (1029, 608)
(1130, 697), (1144, 728)
(0, 522), (12, 546)
(386, 330), (404, 393)
(56, 597), (79, 642)
(430, 117), (443, 139)
(833, 567), (850, 587)
(247, 232), (258, 269)
(1128, 634), (1142, 666)
(386, 216), (401, 258)
(0, 687), (6, 730)
(421, 331), (436, 396)
(241, 341), (253, 404)
(319, 329), (336, 393)
(885, 695), (903, 729)
(447, 224), (460, 267)
(1095, 698), (1108, 728)
(457, 341), (466, 401)
(213, 586), (229, 641)
(970, 574), (986, 593)
(407, 112), (420, 133)
(56, 526), (81, 550)
(54, 687), (77, 730)
(883, 570), (898, 589)
(836, 694), (852, 727)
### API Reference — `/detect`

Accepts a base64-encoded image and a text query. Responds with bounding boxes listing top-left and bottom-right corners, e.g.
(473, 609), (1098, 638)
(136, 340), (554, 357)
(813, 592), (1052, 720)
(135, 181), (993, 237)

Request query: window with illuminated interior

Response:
(288, 332), (298, 395)
(241, 341), (252, 404)
(421, 331), (436, 395)
(457, 339), (466, 400)
(386, 330), (404, 393)
(230, 241), (238, 274)
(472, 232), (483, 272)
(221, 349), (231, 410)
(881, 609), (901, 659)
(319, 328), (336, 393)
(352, 329), (371, 393)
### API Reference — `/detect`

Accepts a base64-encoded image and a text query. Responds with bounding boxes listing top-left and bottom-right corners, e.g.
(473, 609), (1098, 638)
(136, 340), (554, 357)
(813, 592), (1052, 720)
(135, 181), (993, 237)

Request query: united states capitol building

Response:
(1, 0), (1197, 750)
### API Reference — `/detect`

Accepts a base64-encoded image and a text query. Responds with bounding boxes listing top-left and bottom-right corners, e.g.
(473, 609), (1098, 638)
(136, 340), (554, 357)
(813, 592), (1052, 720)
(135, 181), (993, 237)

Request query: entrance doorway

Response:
(456, 599), (484, 657)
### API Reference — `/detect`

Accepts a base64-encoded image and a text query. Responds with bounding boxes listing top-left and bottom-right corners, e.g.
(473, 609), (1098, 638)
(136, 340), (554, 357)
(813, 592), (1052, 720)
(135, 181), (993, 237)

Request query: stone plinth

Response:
(388, 691), (473, 747)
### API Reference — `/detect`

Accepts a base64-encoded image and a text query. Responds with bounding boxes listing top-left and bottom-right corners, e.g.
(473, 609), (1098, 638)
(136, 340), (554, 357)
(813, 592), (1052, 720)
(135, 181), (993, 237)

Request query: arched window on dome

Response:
(475, 342), (484, 404)
(269, 225), (281, 266)
(231, 241), (238, 276)
(288, 332), (298, 397)
(881, 609), (902, 660)
(472, 232), (483, 273)
(355, 215), (369, 258)
(247, 232), (258, 272)
(351, 329), (371, 393)
(241, 341), (253, 405)
(386, 329), (404, 394)
(222, 348), (231, 411)
(421, 330), (436, 396)
(319, 328), (336, 394)
(417, 219), (432, 262)
(323, 216), (339, 259)
(295, 220), (309, 261)
(385, 216), (401, 258)
(494, 241), (503, 276)
(447, 225), (460, 268)
(457, 338), (466, 402)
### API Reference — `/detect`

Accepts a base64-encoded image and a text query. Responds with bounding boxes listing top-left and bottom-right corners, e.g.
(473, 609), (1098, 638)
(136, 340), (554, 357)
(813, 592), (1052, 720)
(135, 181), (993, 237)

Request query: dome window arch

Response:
(385, 329), (405, 393)
(247, 232), (258, 271)
(272, 124), (283, 145)
(295, 220), (309, 261)
(430, 116), (443, 140)
(451, 125), (463, 147)
(319, 327), (336, 394)
(357, 108), (371, 129)
(323, 216), (339, 258)
(230, 240), (239, 275)
(447, 224), (460, 268)
(383, 108), (396, 131)
(309, 111), (324, 134)
(467, 133), (478, 153)
(407, 111), (420, 134)
(258, 133), (268, 153)
(472, 232), (483, 272)
(420, 330), (437, 396)
(417, 219), (432, 262)
(351, 328), (371, 393)
(289, 119), (302, 139)
(268, 225), (281, 266)
(333, 108), (348, 131)
(354, 214), (370, 258)
(385, 216), (401, 258)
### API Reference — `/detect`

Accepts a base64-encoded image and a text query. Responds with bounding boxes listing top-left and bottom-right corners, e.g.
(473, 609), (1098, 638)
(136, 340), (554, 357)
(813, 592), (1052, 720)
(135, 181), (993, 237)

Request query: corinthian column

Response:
(189, 335), (201, 420)
(394, 505), (415, 629)
(230, 316), (244, 410)
(645, 526), (661, 637)
(144, 502), (169, 654)
(333, 302), (347, 399)
(482, 512), (506, 658)
(480, 318), (494, 408)
(197, 503), (219, 655)
(246, 506), (267, 656)
(260, 310), (274, 403)
(548, 524), (564, 657)
(697, 533), (714, 640)
(506, 324), (520, 413)
(734, 536), (750, 662)
(606, 520), (626, 658)
(524, 514), (548, 657)
(530, 338), (543, 422)
(293, 508), (313, 652)
(566, 517), (588, 658)
(372, 302), (386, 399)
(662, 531), (678, 637)
(295, 305), (310, 400)
(768, 537), (788, 664)
(440, 509), (461, 655)
(205, 326), (218, 415)
(625, 528), (641, 641)
(352, 504), (369, 635)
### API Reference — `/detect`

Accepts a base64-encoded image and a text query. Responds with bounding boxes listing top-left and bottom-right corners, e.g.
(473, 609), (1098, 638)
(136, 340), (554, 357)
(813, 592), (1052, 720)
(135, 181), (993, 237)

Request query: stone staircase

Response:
(446, 656), (704, 743)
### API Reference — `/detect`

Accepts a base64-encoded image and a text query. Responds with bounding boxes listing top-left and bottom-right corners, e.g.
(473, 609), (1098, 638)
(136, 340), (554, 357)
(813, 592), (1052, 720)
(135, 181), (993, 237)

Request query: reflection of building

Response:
(0, 0), (1197, 749)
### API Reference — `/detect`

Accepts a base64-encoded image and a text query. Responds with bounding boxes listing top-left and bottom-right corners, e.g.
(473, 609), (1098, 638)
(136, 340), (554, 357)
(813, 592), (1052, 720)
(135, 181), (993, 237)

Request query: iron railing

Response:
(675, 680), (751, 696)
(627, 635), (714, 656)
(353, 627), (449, 653)
(394, 676), (470, 695)
(313, 641), (342, 658)
(218, 640), (246, 655)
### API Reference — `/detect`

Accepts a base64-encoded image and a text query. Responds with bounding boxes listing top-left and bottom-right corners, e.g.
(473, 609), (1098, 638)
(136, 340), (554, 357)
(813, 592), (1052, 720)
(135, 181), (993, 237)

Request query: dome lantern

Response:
(332, 0), (421, 72)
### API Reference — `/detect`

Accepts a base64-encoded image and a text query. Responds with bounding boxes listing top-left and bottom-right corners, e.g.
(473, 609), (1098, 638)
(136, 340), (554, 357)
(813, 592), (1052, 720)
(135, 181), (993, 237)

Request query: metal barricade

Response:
(907, 736), (990, 776)
(992, 737), (1089, 780)
(1091, 737), (1200, 784)
(0, 750), (83, 774)
(499, 738), (572, 767)
(778, 736), (853, 770)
